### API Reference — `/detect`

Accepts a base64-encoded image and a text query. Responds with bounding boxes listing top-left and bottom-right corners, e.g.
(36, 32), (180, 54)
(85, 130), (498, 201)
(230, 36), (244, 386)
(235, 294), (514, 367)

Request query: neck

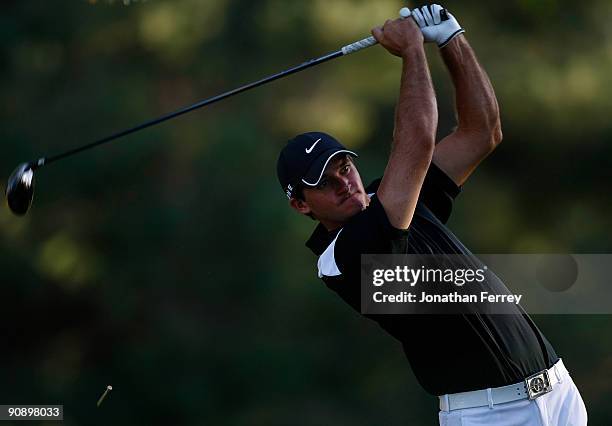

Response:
(319, 219), (344, 232)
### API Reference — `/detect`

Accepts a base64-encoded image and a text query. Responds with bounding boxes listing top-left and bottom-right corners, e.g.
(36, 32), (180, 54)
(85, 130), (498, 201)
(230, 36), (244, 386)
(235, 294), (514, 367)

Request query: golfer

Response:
(277, 4), (587, 425)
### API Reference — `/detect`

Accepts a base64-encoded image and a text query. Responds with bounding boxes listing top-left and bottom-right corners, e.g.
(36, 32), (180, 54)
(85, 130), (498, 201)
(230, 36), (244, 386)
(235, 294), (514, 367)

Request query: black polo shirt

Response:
(305, 163), (558, 396)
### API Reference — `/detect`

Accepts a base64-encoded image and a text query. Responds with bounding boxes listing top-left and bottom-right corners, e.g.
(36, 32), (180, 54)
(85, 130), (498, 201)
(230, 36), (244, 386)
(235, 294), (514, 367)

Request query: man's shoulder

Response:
(306, 177), (383, 256)
(305, 223), (340, 256)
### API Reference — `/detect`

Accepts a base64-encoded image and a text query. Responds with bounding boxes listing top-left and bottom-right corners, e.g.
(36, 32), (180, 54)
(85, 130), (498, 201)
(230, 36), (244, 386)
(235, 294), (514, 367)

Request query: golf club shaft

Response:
(31, 36), (378, 170)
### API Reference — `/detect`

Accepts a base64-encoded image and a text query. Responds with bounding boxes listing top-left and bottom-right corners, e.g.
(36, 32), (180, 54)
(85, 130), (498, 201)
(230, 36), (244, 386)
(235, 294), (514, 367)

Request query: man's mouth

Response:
(340, 192), (358, 205)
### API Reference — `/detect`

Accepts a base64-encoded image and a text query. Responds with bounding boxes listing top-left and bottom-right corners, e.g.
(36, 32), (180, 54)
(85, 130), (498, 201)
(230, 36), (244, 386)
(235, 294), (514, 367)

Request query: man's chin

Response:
(344, 194), (367, 213)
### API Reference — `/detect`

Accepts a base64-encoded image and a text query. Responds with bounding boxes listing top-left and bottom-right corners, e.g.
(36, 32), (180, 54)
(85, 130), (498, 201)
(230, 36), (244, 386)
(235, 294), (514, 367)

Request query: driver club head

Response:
(5, 163), (35, 216)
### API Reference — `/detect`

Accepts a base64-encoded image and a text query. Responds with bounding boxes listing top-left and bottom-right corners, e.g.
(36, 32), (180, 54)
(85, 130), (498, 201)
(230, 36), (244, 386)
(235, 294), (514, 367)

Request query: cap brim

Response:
(301, 149), (357, 187)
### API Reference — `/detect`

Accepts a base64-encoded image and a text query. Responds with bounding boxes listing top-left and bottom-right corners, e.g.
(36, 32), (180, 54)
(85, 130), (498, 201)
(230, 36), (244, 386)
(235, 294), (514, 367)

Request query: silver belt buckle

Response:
(525, 369), (553, 400)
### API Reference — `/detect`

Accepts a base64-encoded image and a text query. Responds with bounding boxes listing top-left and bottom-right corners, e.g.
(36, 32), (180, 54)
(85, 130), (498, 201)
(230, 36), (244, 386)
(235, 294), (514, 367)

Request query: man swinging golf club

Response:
(277, 4), (588, 425)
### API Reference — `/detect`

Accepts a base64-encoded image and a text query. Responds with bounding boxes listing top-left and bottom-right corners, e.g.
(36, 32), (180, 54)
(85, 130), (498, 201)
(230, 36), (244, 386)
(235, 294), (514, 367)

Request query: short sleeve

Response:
(419, 162), (462, 224)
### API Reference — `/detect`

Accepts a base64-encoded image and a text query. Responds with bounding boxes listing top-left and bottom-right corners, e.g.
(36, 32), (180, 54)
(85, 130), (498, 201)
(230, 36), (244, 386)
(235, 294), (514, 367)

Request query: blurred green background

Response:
(1, 0), (611, 424)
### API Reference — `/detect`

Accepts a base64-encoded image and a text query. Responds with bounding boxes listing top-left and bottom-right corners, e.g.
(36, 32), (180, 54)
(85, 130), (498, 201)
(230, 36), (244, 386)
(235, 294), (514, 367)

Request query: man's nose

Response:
(333, 176), (351, 194)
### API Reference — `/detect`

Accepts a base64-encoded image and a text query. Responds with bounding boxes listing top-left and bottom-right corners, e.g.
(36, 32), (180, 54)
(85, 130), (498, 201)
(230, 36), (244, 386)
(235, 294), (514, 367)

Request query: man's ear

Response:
(289, 198), (312, 215)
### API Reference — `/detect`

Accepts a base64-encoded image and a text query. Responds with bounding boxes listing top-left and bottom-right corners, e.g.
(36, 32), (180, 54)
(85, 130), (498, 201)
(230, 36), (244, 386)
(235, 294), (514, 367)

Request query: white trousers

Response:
(438, 363), (588, 425)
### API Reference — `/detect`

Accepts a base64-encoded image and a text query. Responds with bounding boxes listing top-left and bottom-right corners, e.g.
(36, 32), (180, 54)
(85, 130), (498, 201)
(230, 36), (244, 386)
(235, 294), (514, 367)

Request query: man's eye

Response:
(341, 165), (350, 174)
(317, 180), (328, 189)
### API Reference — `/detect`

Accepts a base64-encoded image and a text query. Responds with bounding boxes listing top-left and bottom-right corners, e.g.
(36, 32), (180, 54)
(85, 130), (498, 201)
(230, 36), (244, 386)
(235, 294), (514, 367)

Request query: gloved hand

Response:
(412, 4), (465, 48)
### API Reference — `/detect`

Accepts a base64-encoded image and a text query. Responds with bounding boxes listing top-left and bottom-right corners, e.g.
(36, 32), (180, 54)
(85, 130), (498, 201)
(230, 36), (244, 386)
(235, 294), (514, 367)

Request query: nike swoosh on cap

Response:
(305, 138), (322, 154)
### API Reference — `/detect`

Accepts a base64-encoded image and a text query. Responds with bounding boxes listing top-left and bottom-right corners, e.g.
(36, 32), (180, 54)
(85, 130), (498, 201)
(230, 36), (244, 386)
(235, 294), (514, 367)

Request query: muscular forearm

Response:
(441, 36), (501, 140)
(393, 45), (437, 163)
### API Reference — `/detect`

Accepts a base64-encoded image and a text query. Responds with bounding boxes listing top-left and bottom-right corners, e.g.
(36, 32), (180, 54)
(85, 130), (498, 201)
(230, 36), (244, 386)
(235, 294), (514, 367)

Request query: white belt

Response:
(439, 358), (568, 412)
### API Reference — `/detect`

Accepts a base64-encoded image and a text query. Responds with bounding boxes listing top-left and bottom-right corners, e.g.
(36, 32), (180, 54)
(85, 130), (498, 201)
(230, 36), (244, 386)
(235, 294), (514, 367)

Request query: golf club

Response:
(5, 7), (416, 216)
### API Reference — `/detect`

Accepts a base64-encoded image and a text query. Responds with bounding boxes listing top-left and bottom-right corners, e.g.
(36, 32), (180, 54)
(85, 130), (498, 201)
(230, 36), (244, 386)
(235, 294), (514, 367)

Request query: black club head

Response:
(5, 163), (35, 216)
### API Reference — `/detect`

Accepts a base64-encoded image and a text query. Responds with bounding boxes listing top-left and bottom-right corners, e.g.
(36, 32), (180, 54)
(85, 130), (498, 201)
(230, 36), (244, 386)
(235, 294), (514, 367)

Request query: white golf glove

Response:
(412, 4), (465, 48)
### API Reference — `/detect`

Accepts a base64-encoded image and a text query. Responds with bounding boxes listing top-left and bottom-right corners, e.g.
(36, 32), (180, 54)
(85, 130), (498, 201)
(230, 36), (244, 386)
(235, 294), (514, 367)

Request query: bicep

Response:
(433, 129), (498, 187)
(378, 143), (435, 229)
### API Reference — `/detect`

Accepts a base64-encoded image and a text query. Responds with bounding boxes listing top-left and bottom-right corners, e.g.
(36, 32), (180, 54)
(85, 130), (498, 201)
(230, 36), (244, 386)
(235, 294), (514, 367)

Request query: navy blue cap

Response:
(277, 131), (357, 199)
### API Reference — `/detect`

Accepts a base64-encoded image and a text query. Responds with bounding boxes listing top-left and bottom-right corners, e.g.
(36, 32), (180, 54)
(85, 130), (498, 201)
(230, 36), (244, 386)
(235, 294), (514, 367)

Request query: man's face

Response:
(291, 155), (369, 230)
